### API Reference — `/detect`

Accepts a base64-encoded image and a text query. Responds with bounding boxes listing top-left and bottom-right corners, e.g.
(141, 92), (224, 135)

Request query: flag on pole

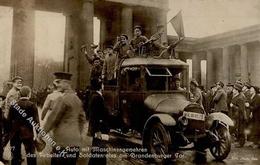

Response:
(169, 10), (185, 38)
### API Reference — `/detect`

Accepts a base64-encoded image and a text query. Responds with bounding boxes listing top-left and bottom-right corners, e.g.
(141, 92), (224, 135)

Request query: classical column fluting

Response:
(240, 44), (249, 82)
(11, 0), (35, 87)
(206, 50), (214, 89)
(222, 46), (230, 85)
(121, 6), (133, 38)
(79, 0), (94, 89)
(192, 53), (201, 84)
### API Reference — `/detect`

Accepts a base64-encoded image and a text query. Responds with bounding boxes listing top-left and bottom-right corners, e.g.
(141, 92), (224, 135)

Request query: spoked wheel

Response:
(209, 125), (231, 161)
(145, 122), (171, 163)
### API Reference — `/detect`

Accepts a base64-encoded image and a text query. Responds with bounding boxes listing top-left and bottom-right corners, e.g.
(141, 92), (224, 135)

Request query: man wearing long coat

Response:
(42, 72), (86, 165)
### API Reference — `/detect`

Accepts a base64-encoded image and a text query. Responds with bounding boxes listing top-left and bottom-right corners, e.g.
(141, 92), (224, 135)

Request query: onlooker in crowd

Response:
(0, 94), (8, 163)
(9, 86), (39, 165)
(205, 84), (217, 113)
(102, 46), (117, 85)
(213, 81), (228, 114)
(41, 72), (86, 165)
(248, 86), (260, 148)
(190, 79), (203, 106)
(226, 83), (234, 117)
(3, 76), (23, 162)
(130, 25), (148, 56)
(88, 78), (109, 165)
(243, 82), (252, 122)
(41, 80), (63, 120)
(230, 81), (247, 147)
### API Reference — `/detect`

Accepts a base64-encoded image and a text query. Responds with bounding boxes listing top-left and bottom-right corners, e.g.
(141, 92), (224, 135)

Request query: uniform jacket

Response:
(205, 90), (215, 113)
(4, 87), (20, 119)
(190, 87), (203, 106)
(91, 65), (102, 81)
(102, 53), (117, 81)
(213, 88), (228, 112)
(9, 97), (39, 139)
(249, 94), (260, 120)
(113, 42), (133, 59)
(231, 93), (247, 120)
(41, 90), (63, 120)
(244, 89), (252, 102)
(43, 89), (86, 147)
(88, 91), (109, 137)
(130, 35), (148, 55)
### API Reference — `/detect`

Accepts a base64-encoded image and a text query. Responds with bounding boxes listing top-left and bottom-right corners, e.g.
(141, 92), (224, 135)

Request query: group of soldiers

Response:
(81, 25), (175, 87)
(189, 79), (260, 148)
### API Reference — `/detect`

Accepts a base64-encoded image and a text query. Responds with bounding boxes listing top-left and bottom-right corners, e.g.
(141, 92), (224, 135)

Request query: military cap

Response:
(105, 45), (113, 49)
(121, 34), (128, 40)
(90, 43), (98, 49)
(173, 75), (181, 81)
(134, 25), (142, 31)
(12, 76), (23, 82)
(54, 72), (72, 81)
(244, 82), (251, 88)
(234, 81), (243, 92)
(190, 79), (199, 87)
(217, 81), (224, 88)
(210, 83), (217, 89)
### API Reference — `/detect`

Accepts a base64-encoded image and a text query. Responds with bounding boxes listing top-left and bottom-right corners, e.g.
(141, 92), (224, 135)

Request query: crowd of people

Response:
(0, 25), (259, 165)
(189, 79), (260, 148)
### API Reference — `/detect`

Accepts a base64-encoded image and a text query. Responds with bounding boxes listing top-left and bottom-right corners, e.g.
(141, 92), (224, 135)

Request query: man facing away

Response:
(41, 80), (63, 120)
(213, 81), (228, 114)
(9, 86), (39, 165)
(40, 72), (86, 165)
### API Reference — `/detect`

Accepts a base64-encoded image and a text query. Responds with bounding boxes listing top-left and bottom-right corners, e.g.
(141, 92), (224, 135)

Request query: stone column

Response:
(99, 16), (107, 49)
(192, 53), (201, 84)
(206, 50), (214, 89)
(121, 6), (133, 38)
(240, 44), (249, 82)
(63, 11), (81, 89)
(158, 10), (168, 44)
(80, 0), (94, 89)
(222, 46), (230, 85)
(11, 0), (35, 87)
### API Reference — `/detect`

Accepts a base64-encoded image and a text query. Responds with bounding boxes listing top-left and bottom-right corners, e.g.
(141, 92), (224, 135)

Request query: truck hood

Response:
(144, 93), (190, 114)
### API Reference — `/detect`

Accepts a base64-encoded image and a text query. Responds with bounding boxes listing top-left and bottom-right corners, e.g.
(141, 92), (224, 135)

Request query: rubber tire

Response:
(209, 125), (231, 161)
(143, 122), (171, 164)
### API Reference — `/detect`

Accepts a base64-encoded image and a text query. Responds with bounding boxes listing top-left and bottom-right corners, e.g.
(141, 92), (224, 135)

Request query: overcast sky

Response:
(167, 0), (260, 38)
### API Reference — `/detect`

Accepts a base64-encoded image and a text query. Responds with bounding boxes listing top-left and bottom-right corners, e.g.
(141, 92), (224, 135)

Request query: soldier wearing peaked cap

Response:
(2, 76), (23, 163)
(39, 72), (86, 165)
(190, 79), (203, 106)
(230, 81), (247, 147)
(130, 25), (149, 56)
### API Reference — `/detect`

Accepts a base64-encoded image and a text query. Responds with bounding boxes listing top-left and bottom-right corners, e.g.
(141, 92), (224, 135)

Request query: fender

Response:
(208, 112), (234, 127)
(143, 114), (176, 132)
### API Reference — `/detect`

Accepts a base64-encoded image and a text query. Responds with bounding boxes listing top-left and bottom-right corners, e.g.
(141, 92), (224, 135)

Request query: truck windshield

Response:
(145, 67), (187, 91)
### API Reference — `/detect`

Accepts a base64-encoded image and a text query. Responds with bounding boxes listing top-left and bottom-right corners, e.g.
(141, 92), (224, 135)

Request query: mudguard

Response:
(144, 114), (176, 129)
(207, 112), (234, 127)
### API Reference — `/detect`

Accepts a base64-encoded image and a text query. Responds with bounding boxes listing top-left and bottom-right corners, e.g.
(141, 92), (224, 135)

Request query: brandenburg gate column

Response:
(80, 0), (94, 89)
(222, 46), (230, 85)
(240, 44), (249, 82)
(11, 0), (35, 87)
(121, 6), (133, 38)
(206, 50), (214, 89)
(192, 53), (201, 84)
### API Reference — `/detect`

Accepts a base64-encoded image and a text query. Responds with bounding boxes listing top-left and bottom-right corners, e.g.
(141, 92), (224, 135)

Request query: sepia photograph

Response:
(0, 0), (260, 164)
